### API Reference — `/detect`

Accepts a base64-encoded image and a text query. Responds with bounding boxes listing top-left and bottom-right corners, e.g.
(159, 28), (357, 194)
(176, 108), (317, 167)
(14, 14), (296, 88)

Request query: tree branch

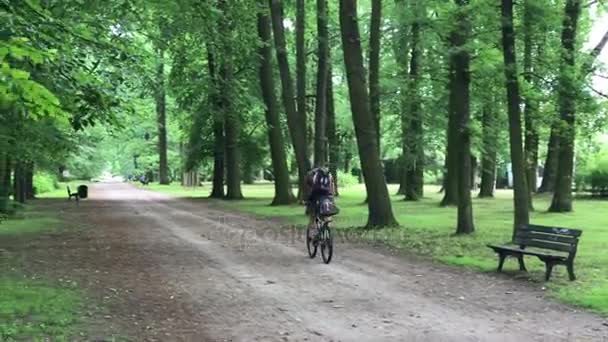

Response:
(588, 85), (608, 98)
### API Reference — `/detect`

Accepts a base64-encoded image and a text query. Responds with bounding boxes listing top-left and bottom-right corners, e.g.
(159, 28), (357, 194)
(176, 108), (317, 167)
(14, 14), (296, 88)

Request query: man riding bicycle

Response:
(305, 167), (338, 238)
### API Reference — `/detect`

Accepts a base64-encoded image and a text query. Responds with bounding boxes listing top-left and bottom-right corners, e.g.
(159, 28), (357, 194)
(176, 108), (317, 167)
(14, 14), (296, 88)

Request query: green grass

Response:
(145, 182), (608, 314)
(0, 209), (83, 340)
(0, 276), (82, 341)
(0, 216), (62, 236)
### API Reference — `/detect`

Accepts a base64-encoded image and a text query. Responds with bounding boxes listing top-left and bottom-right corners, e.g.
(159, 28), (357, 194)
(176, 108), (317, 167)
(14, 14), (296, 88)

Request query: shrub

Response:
(33, 172), (59, 195)
(589, 157), (608, 193)
(337, 170), (359, 188)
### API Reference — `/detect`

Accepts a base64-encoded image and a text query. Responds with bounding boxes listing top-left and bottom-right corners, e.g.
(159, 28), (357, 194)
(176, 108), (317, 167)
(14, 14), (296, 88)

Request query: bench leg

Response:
(497, 252), (507, 272)
(567, 261), (576, 281)
(517, 255), (527, 272)
(544, 262), (555, 281)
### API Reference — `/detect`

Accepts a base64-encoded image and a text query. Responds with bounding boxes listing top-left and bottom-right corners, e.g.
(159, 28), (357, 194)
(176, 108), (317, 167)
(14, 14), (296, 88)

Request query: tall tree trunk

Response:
(441, 65), (460, 206)
(222, 65), (244, 200)
(478, 103), (497, 198)
(523, 0), (539, 194)
(327, 63), (340, 196)
(0, 153), (9, 213)
(501, 0), (530, 231)
(539, 124), (559, 193)
(296, 0), (307, 166)
(208, 51), (226, 199)
(314, 0), (329, 167)
(394, 0), (410, 196)
(13, 161), (25, 204)
(405, 11), (423, 201)
(156, 46), (170, 185)
(257, 3), (296, 205)
(369, 0), (382, 152)
(549, 0), (581, 212)
(339, 0), (398, 228)
(270, 0), (310, 200)
(25, 162), (34, 199)
(538, 27), (608, 195)
(452, 0), (474, 235)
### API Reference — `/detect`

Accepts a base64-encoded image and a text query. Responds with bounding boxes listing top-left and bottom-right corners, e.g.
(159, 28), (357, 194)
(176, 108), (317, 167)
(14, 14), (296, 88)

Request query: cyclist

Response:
(304, 166), (337, 238)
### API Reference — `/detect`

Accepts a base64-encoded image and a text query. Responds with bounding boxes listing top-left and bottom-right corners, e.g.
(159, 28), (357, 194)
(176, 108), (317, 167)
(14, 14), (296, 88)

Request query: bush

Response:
(33, 172), (59, 195)
(589, 157), (608, 193)
(337, 170), (359, 188)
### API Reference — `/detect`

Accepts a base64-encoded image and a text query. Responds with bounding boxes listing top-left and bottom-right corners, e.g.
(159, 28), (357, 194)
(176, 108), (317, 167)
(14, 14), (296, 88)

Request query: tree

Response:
(314, 0), (330, 167)
(156, 44), (170, 185)
(549, 0), (581, 212)
(222, 66), (244, 200)
(404, 2), (424, 201)
(208, 50), (226, 199)
(339, 0), (398, 228)
(523, 0), (540, 194)
(369, 0), (382, 152)
(269, 0), (310, 199)
(257, 2), (296, 205)
(478, 102), (497, 198)
(296, 0), (307, 170)
(451, 0), (474, 234)
(501, 0), (530, 230)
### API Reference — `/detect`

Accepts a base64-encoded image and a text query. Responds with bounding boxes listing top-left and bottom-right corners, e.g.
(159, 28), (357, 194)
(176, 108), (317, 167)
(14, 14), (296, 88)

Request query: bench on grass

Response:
(487, 224), (582, 281)
(67, 186), (79, 201)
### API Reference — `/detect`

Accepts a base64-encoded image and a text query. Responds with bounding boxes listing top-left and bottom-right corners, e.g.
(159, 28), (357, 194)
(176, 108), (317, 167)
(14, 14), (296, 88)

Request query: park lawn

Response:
(0, 211), (84, 340)
(146, 182), (608, 314)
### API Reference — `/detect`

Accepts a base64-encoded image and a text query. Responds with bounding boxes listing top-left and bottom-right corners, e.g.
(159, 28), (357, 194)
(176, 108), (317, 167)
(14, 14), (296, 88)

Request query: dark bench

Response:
(487, 224), (582, 281)
(67, 186), (79, 201)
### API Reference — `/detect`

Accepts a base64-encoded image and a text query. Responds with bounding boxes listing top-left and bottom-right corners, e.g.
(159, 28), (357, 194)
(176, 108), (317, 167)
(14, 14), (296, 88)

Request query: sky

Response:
(588, 9), (608, 93)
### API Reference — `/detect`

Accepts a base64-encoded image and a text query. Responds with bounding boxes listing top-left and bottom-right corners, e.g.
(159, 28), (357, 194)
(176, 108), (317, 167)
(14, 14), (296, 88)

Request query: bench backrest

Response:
(514, 224), (581, 255)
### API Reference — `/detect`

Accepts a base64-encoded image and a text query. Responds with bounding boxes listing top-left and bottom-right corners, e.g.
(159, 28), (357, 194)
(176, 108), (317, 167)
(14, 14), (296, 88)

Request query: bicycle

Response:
(306, 200), (335, 264)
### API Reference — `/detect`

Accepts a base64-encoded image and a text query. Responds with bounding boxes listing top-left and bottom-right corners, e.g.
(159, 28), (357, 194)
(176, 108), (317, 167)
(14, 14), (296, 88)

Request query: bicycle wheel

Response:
(320, 224), (333, 264)
(306, 226), (317, 258)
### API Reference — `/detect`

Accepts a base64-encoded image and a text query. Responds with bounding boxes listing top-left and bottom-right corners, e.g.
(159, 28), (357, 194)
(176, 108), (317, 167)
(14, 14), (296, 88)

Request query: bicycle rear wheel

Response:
(320, 224), (333, 264)
(306, 226), (317, 258)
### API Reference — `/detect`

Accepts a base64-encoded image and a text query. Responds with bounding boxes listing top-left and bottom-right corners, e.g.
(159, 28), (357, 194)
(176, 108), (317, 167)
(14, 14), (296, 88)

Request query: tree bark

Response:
(523, 0), (539, 194)
(501, 0), (530, 231)
(549, 0), (581, 212)
(369, 0), (382, 152)
(25, 162), (34, 199)
(479, 104), (497, 198)
(222, 65), (244, 200)
(270, 0), (310, 200)
(452, 0), (474, 235)
(539, 124), (559, 193)
(296, 0), (307, 169)
(405, 11), (423, 201)
(13, 161), (25, 204)
(339, 0), (398, 228)
(394, 0), (410, 196)
(327, 62), (340, 196)
(257, 3), (296, 205)
(314, 0), (330, 167)
(0, 153), (9, 213)
(441, 64), (459, 206)
(208, 51), (226, 199)
(156, 46), (170, 185)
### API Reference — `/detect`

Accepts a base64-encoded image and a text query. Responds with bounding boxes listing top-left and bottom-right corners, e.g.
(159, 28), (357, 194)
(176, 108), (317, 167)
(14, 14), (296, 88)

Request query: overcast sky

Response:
(586, 7), (607, 93)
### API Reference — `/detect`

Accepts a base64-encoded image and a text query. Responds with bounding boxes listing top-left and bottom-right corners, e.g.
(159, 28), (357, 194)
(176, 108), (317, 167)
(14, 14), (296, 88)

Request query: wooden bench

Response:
(67, 186), (79, 201)
(487, 224), (582, 281)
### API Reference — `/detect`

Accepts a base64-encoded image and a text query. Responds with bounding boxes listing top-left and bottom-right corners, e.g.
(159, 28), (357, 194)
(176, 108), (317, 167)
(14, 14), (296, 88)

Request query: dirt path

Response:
(29, 183), (608, 341)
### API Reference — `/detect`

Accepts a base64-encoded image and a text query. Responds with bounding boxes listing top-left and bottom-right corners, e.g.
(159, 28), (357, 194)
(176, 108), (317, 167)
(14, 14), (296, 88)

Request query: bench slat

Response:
(522, 224), (582, 237)
(513, 238), (574, 253)
(515, 231), (578, 244)
(487, 244), (567, 260)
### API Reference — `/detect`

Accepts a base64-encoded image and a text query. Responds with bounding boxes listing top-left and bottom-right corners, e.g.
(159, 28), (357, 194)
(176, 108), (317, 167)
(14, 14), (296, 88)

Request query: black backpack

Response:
(311, 168), (332, 193)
